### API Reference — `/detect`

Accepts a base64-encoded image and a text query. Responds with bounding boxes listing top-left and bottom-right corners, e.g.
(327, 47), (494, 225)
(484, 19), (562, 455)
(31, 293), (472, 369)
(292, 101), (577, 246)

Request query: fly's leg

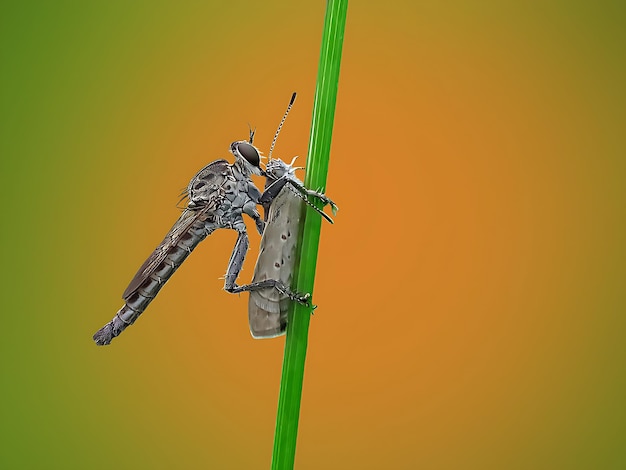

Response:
(233, 279), (311, 306)
(243, 201), (264, 235)
(222, 228), (249, 294)
(243, 183), (265, 234)
(253, 216), (264, 235)
(223, 227), (310, 306)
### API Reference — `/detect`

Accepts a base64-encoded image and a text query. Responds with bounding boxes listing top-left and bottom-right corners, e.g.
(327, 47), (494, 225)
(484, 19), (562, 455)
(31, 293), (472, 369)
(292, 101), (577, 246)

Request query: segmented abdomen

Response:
(93, 211), (214, 345)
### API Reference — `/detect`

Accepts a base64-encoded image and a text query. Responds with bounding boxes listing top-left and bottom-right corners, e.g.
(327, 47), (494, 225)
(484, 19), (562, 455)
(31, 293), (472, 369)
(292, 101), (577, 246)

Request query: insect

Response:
(228, 93), (338, 338)
(93, 129), (306, 346)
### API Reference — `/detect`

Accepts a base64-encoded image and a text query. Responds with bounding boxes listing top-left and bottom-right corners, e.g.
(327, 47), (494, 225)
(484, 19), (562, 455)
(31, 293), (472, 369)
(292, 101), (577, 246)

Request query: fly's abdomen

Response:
(93, 216), (212, 345)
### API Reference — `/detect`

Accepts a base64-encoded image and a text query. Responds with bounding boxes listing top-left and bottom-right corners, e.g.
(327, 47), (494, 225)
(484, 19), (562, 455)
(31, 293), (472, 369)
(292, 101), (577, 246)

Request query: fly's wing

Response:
(248, 187), (303, 338)
(122, 159), (230, 300)
(122, 206), (213, 300)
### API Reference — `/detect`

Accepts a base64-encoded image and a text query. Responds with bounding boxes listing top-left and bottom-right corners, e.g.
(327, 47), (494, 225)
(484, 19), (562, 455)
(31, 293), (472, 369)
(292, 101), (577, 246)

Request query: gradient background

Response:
(1, 1), (624, 468)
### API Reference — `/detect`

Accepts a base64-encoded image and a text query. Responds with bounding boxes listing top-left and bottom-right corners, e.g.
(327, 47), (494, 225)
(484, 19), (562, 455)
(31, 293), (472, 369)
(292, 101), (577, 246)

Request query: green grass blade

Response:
(270, 1), (348, 469)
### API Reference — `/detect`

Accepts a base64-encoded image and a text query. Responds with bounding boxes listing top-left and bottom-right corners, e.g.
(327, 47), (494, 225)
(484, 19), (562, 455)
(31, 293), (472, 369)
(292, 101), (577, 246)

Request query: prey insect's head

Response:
(230, 140), (263, 176)
(261, 91), (299, 182)
(264, 156), (300, 181)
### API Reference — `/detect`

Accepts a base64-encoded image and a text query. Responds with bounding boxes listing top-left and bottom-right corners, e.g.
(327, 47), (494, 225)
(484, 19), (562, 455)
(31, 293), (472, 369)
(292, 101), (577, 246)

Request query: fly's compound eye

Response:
(234, 141), (260, 168)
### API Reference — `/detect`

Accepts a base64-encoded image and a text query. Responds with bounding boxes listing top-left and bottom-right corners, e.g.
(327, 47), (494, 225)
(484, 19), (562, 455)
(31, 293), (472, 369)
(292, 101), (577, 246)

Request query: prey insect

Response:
(93, 128), (305, 345)
(233, 93), (338, 338)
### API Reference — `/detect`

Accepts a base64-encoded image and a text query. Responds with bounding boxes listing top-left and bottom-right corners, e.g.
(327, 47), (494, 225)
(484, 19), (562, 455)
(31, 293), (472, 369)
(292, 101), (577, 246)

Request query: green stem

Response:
(270, 1), (348, 469)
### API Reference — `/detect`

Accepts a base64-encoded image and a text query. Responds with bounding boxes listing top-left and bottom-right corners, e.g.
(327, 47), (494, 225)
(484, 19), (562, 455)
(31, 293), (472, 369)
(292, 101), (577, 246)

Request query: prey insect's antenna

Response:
(269, 92), (297, 160)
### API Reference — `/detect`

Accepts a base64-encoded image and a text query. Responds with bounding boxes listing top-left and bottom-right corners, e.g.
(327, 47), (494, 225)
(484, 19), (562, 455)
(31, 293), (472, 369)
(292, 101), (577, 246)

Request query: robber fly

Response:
(93, 129), (303, 345)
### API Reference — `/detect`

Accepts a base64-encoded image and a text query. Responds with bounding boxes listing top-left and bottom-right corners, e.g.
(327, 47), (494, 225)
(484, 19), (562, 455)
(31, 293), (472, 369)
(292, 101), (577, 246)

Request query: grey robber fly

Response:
(93, 130), (304, 346)
(233, 93), (338, 338)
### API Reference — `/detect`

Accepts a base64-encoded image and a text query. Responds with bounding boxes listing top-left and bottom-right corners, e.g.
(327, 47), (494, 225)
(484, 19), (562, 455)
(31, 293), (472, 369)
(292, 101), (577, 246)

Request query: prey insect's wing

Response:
(248, 187), (303, 338)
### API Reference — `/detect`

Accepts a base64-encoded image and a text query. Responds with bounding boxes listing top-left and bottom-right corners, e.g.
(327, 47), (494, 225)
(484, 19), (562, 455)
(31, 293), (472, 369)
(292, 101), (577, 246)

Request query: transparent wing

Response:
(122, 160), (233, 300)
(122, 204), (215, 300)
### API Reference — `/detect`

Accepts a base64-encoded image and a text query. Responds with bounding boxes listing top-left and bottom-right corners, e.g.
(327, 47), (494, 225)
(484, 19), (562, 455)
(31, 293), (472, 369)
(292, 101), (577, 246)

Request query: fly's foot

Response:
(295, 292), (311, 306)
(294, 292), (317, 311)
(290, 291), (311, 307)
(277, 286), (311, 306)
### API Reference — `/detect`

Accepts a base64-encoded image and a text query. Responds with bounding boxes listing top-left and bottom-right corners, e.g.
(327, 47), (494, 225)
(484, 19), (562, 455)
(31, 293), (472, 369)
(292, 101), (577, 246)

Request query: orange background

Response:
(1, 1), (624, 468)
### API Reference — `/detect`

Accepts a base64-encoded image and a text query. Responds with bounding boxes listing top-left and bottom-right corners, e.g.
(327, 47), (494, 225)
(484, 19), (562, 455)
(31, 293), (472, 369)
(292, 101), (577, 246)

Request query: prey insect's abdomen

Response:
(248, 185), (304, 338)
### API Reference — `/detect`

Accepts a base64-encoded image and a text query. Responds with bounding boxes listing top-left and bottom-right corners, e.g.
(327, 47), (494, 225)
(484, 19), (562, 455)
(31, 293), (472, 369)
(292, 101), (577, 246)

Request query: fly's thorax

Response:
(227, 165), (261, 209)
(186, 157), (256, 213)
(187, 159), (230, 209)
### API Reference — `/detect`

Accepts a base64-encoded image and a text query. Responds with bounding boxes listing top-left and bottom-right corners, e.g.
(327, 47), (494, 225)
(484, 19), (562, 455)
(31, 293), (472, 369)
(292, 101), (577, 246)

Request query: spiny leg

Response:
(297, 184), (338, 213)
(248, 209), (264, 235)
(223, 229), (310, 305)
(260, 178), (338, 222)
(223, 229), (250, 293)
(232, 278), (311, 306)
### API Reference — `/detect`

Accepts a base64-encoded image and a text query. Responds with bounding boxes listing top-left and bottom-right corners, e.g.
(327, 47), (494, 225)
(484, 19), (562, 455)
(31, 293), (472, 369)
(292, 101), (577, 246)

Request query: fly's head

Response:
(231, 141), (262, 177)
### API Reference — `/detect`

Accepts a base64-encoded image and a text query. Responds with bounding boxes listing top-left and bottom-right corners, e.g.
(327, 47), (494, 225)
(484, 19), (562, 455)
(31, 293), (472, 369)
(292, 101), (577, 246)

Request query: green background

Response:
(1, 1), (624, 468)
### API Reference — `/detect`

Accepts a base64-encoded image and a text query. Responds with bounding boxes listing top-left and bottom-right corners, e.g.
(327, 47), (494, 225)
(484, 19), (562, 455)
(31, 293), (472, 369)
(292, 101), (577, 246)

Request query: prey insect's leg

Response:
(260, 177), (338, 222)
(291, 182), (338, 214)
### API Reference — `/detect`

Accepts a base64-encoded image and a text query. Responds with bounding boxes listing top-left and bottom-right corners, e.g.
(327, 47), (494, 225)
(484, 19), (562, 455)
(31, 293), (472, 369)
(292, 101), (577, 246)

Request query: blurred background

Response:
(1, 1), (624, 468)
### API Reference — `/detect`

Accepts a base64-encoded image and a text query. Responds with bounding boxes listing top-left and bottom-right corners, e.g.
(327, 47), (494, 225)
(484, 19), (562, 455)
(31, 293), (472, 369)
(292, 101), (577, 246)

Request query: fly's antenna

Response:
(269, 92), (297, 160)
(248, 123), (256, 144)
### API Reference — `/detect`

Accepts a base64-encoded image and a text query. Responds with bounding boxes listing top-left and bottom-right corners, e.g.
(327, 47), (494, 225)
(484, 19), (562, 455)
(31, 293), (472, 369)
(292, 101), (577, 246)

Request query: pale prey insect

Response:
(229, 93), (338, 338)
